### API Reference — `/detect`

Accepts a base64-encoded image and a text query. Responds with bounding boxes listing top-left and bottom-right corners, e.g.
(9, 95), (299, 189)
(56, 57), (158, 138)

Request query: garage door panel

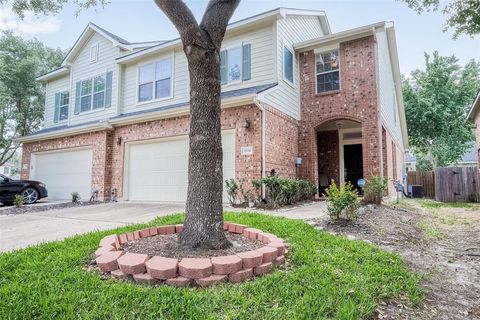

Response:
(32, 149), (92, 200)
(127, 133), (234, 202)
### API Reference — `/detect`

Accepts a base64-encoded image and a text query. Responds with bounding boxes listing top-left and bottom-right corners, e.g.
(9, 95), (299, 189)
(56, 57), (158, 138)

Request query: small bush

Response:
(262, 176), (317, 208)
(363, 176), (388, 205)
(225, 179), (238, 205)
(324, 181), (359, 220)
(14, 194), (24, 207)
(251, 179), (263, 204)
(71, 192), (80, 204)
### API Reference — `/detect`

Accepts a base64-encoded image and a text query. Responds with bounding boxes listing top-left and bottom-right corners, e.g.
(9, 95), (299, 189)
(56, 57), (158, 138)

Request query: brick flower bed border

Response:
(94, 222), (288, 287)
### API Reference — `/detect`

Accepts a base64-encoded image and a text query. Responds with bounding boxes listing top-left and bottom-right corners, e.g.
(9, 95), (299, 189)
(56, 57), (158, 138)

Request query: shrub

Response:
(262, 176), (284, 208)
(324, 181), (360, 220)
(363, 175), (388, 205)
(262, 176), (317, 208)
(251, 179), (263, 204)
(71, 192), (80, 204)
(14, 194), (24, 207)
(225, 179), (238, 205)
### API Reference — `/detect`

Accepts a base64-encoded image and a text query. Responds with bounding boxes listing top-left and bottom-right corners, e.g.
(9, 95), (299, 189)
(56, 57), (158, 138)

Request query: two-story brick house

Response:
(18, 8), (408, 201)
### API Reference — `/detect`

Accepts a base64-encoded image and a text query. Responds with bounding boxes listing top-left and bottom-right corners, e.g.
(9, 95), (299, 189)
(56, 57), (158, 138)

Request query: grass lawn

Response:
(0, 212), (422, 319)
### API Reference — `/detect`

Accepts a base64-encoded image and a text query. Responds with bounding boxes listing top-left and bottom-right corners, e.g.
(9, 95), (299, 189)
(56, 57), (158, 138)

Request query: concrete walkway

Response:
(0, 202), (185, 253)
(0, 201), (326, 253)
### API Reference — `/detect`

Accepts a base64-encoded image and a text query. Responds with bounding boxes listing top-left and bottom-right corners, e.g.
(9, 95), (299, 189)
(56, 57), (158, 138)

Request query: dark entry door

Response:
(344, 144), (363, 193)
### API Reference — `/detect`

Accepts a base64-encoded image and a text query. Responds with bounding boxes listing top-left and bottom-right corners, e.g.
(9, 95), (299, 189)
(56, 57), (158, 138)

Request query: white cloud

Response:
(0, 7), (61, 35)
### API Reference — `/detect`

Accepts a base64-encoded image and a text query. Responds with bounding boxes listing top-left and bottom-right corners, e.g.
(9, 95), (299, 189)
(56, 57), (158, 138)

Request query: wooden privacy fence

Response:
(407, 167), (480, 202)
(407, 170), (435, 198)
(434, 166), (480, 202)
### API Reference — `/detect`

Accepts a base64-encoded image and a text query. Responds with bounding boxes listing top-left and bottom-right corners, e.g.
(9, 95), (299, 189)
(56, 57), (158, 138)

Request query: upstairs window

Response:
(316, 49), (340, 93)
(283, 45), (294, 84)
(54, 91), (69, 123)
(74, 71), (113, 115)
(220, 43), (251, 85)
(138, 57), (173, 103)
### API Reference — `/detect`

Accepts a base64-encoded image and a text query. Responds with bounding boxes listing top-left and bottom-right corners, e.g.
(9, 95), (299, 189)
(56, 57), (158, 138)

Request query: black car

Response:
(0, 174), (48, 205)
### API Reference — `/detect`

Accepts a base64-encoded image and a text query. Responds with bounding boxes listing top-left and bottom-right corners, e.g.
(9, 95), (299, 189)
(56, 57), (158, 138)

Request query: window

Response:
(138, 57), (172, 103)
(227, 47), (242, 82)
(90, 44), (98, 62)
(59, 91), (69, 121)
(74, 71), (113, 114)
(220, 43), (251, 85)
(316, 49), (340, 93)
(93, 75), (106, 109)
(283, 45), (294, 84)
(80, 79), (92, 112)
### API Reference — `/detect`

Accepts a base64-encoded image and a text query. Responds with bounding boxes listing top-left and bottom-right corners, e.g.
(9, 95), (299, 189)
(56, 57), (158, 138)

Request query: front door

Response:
(343, 144), (363, 193)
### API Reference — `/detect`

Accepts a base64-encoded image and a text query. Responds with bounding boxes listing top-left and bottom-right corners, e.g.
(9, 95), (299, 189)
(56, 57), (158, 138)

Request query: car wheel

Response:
(22, 188), (39, 204)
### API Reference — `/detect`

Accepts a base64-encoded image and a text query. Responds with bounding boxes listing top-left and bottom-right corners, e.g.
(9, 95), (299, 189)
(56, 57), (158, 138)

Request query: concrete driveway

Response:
(0, 202), (185, 253)
(0, 201), (326, 253)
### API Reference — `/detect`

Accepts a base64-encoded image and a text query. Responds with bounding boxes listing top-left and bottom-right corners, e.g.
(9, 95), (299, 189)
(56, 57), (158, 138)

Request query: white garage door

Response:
(126, 132), (235, 202)
(31, 148), (93, 200)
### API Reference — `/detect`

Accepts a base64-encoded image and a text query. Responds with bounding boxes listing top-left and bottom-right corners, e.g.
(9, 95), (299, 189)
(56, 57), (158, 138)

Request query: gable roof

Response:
(467, 90), (480, 120)
(116, 7), (330, 64)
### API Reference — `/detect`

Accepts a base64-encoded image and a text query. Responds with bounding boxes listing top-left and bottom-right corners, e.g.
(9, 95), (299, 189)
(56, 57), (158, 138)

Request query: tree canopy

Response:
(402, 51), (480, 170)
(0, 31), (65, 166)
(401, 0), (480, 38)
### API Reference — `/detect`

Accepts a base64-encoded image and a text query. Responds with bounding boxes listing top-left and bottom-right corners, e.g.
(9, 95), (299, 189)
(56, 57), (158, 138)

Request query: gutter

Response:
(253, 96), (267, 197)
(16, 121), (113, 143)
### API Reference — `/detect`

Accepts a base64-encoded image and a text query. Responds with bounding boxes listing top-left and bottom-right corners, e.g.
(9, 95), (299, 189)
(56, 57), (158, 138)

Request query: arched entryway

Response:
(315, 118), (364, 195)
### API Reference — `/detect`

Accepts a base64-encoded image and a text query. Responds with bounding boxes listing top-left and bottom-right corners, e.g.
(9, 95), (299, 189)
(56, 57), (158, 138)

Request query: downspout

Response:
(253, 96), (267, 198)
(372, 26), (384, 179)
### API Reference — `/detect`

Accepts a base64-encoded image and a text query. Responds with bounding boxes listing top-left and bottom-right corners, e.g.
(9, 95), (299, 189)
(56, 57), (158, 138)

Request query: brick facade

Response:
(264, 105), (299, 179)
(298, 36), (382, 189)
(21, 105), (271, 201)
(316, 130), (339, 193)
(21, 130), (113, 200)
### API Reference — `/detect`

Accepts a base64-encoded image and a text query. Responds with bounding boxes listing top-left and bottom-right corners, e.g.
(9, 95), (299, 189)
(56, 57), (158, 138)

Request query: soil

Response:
(120, 231), (265, 258)
(309, 200), (480, 320)
(0, 201), (103, 216)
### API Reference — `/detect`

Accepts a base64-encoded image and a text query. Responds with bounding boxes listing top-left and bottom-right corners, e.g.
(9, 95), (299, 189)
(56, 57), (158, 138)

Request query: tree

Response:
(401, 0), (480, 38)
(403, 51), (480, 170)
(4, 0), (241, 249)
(0, 31), (65, 166)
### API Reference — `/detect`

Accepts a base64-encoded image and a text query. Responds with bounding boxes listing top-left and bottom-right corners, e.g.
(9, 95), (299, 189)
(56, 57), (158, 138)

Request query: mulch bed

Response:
(0, 201), (103, 216)
(120, 231), (264, 258)
(309, 203), (480, 320)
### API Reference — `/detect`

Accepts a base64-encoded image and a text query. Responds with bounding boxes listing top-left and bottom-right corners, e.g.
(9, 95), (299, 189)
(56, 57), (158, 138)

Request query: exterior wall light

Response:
(242, 118), (250, 129)
(117, 137), (122, 146)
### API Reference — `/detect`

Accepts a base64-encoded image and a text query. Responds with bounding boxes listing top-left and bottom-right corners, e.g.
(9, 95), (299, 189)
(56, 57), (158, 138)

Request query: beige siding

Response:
(44, 75), (70, 128)
(121, 23), (276, 115)
(69, 32), (121, 126)
(264, 16), (324, 119)
(376, 28), (404, 150)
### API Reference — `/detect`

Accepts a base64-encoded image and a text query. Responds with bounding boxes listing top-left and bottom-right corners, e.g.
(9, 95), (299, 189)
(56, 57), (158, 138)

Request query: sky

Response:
(0, 0), (479, 76)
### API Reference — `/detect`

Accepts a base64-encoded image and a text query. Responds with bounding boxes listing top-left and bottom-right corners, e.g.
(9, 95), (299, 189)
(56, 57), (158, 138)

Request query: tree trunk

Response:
(154, 0), (240, 249)
(177, 46), (230, 249)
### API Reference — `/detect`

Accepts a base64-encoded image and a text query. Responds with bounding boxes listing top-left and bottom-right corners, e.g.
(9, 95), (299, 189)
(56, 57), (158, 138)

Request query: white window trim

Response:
(90, 43), (99, 63)
(78, 70), (111, 115)
(315, 48), (341, 94)
(222, 44), (242, 86)
(282, 41), (295, 88)
(136, 54), (174, 105)
(220, 42), (250, 87)
(58, 90), (69, 122)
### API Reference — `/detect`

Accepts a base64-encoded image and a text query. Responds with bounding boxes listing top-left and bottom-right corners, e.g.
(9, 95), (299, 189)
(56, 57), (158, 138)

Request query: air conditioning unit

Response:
(407, 185), (423, 198)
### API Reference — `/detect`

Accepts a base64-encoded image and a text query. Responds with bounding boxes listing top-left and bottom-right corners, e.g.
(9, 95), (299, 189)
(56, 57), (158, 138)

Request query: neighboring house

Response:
(17, 8), (408, 201)
(0, 162), (20, 179)
(405, 144), (478, 171)
(468, 90), (480, 169)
